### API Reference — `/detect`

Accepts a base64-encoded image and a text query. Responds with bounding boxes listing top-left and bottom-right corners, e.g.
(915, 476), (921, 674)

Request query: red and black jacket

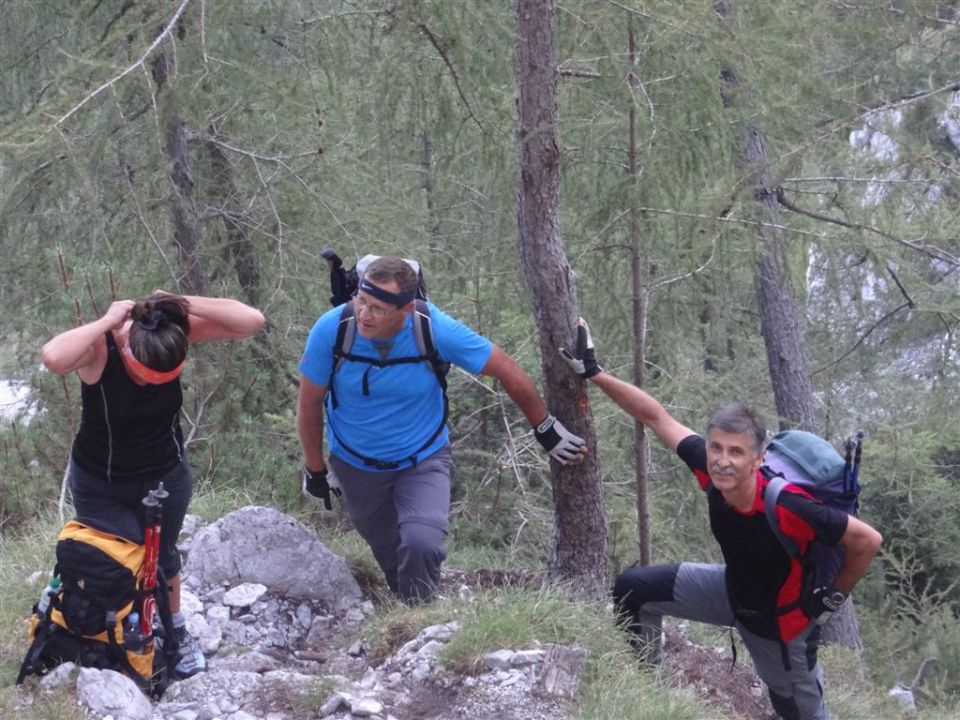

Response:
(677, 435), (848, 641)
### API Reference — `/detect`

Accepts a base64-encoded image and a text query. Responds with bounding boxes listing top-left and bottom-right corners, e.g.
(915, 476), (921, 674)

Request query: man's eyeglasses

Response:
(354, 294), (395, 319)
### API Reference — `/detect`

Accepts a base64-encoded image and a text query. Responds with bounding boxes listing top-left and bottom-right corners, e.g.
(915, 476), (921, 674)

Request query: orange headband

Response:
(121, 344), (185, 384)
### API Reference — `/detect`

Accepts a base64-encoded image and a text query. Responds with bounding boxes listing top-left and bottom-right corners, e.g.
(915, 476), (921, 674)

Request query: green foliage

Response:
(2, 0), (958, 714)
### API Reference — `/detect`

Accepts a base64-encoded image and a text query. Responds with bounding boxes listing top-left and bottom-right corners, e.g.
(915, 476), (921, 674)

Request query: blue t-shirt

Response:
(300, 301), (493, 470)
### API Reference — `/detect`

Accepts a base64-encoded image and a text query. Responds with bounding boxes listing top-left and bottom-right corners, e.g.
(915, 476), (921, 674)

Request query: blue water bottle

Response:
(124, 611), (147, 652)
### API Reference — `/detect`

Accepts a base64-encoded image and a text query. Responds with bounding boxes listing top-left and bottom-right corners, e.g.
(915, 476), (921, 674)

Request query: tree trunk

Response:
(627, 21), (651, 566)
(206, 130), (262, 306)
(151, 34), (210, 296)
(515, 0), (606, 598)
(165, 117), (209, 296)
(421, 130), (442, 255)
(717, 0), (860, 651)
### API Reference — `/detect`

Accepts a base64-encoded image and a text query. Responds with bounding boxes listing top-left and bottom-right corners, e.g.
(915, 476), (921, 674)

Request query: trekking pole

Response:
(140, 482), (168, 635)
(850, 431), (864, 515)
(843, 436), (855, 494)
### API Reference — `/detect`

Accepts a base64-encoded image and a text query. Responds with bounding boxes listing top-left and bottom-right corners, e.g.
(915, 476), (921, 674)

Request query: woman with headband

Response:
(41, 290), (265, 679)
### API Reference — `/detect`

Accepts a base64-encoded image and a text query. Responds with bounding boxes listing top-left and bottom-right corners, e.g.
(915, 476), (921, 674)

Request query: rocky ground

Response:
(14, 507), (780, 720)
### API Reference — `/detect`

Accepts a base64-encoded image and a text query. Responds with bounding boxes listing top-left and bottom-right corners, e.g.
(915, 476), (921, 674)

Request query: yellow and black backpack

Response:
(17, 520), (178, 696)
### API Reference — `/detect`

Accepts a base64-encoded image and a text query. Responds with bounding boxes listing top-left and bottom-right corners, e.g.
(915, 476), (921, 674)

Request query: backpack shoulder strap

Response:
(328, 302), (357, 410)
(762, 471), (802, 561)
(410, 299), (449, 390)
(334, 302), (357, 362)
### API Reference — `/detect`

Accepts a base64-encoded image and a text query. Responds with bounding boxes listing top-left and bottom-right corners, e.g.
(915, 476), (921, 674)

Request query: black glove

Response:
(320, 248), (343, 269)
(302, 466), (341, 510)
(559, 319), (602, 379)
(534, 415), (585, 465)
(804, 586), (847, 625)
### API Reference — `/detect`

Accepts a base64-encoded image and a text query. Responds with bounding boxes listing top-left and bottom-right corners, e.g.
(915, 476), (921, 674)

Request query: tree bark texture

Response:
(742, 126), (818, 433)
(151, 41), (210, 296)
(515, 0), (607, 598)
(206, 132), (262, 306)
(163, 117), (208, 296)
(627, 20), (652, 566)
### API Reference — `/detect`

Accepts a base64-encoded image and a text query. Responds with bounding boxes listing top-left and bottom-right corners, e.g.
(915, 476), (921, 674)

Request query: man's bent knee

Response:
(612, 563), (680, 614)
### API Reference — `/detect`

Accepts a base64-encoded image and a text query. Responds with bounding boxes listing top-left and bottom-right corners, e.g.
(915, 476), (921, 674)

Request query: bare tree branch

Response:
(54, 0), (191, 128)
(775, 187), (960, 267)
(885, 262), (915, 309)
(300, 6), (395, 27)
(202, 135), (316, 163)
(811, 302), (912, 376)
(559, 67), (601, 79)
(98, 0), (135, 44)
(781, 80), (960, 165)
(417, 22), (491, 139)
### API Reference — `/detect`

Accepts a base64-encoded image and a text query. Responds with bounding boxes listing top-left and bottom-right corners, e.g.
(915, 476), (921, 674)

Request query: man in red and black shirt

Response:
(561, 320), (882, 720)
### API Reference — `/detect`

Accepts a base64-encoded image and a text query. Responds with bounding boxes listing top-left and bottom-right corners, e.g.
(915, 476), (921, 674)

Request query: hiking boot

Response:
(172, 624), (207, 679)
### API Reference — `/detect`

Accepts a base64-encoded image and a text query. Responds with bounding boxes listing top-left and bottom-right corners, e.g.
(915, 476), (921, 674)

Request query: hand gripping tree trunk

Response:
(717, 0), (860, 652)
(515, 0), (607, 598)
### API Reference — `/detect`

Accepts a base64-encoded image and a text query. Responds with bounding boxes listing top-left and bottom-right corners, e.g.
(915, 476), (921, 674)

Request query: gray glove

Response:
(559, 319), (602, 379)
(534, 415), (585, 464)
(804, 586), (847, 625)
(302, 466), (342, 510)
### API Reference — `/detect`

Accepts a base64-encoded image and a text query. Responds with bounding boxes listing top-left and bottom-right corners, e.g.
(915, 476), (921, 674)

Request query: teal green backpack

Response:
(761, 430), (863, 593)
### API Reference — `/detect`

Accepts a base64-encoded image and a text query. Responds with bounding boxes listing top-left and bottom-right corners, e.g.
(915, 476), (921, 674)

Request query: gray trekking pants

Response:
(614, 562), (828, 720)
(329, 445), (453, 604)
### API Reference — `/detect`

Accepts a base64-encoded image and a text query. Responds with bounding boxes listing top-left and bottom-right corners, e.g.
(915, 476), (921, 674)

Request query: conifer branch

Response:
(775, 187), (960, 267)
(859, 81), (960, 115)
(559, 68), (601, 79)
(417, 23), (490, 139)
(634, 206), (828, 239)
(300, 6), (394, 26)
(53, 0), (191, 128)
(885, 263), (915, 309)
(202, 135), (316, 163)
(811, 302), (911, 376)
(98, 0), (135, 44)
(781, 80), (960, 164)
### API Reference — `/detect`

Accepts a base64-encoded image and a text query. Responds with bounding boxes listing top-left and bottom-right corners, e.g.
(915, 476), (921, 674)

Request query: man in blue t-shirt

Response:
(298, 256), (586, 603)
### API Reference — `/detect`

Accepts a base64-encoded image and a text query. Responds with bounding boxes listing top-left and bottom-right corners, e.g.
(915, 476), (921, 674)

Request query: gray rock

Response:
(76, 667), (152, 720)
(483, 649), (515, 670)
(320, 690), (351, 716)
(534, 643), (587, 699)
(295, 602), (313, 629)
(199, 622), (223, 654)
(223, 583), (268, 608)
(184, 507), (363, 611)
(213, 650), (281, 674)
(350, 697), (383, 716)
(512, 649), (546, 666)
(207, 605), (231, 625)
(889, 684), (916, 711)
(347, 639), (367, 657)
(38, 661), (77, 691)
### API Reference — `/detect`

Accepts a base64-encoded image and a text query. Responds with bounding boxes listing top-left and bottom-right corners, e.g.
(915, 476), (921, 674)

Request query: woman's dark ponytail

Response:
(128, 293), (190, 371)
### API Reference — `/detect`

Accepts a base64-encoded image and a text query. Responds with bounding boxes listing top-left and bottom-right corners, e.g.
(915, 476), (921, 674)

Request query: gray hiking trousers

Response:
(614, 562), (828, 720)
(329, 445), (453, 604)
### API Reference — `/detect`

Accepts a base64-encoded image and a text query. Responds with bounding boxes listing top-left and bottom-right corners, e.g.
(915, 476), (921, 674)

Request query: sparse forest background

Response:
(1, 0), (958, 713)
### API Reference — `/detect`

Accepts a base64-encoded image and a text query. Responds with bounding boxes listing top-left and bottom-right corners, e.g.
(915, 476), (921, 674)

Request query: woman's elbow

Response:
(869, 527), (883, 554)
(251, 309), (266, 333)
(40, 344), (68, 375)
